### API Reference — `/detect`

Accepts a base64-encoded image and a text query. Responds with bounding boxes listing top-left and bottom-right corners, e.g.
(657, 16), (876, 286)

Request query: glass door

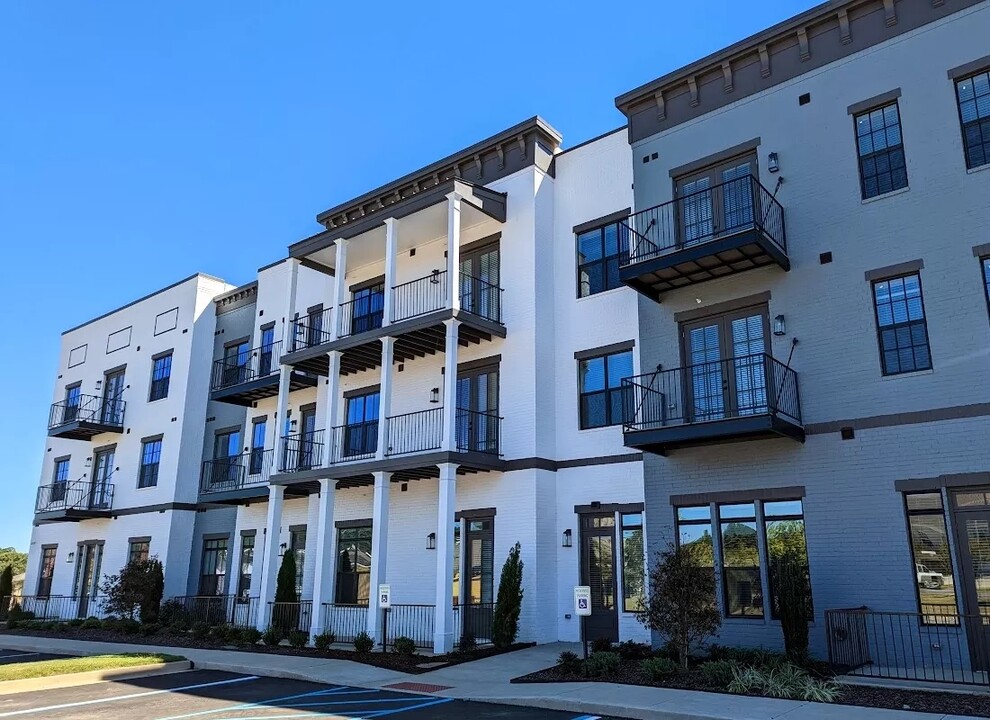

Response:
(223, 341), (250, 386)
(298, 407), (317, 470)
(351, 283), (384, 335)
(954, 503), (990, 671)
(456, 366), (499, 453)
(101, 370), (125, 425)
(580, 514), (619, 643)
(460, 244), (500, 319)
(344, 392), (379, 457)
(249, 420), (267, 476)
(213, 429), (241, 488)
(75, 543), (103, 618)
(90, 449), (114, 509)
(462, 518), (495, 643)
(259, 327), (276, 376)
(675, 156), (757, 248)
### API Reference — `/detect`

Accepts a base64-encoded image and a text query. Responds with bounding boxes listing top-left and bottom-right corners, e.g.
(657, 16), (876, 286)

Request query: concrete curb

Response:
(0, 660), (193, 696)
(468, 695), (718, 720)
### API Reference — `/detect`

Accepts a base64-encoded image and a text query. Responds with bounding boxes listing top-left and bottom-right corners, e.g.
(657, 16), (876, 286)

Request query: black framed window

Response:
(351, 283), (385, 335)
(335, 526), (371, 605)
(128, 540), (150, 564)
(259, 326), (276, 376)
(138, 438), (162, 488)
(237, 534), (255, 599)
(904, 492), (958, 624)
(290, 527), (306, 599)
(578, 349), (633, 429)
(982, 258), (990, 321)
(854, 102), (908, 199)
(620, 513), (645, 612)
(344, 391), (380, 457)
(223, 341), (250, 385)
(51, 458), (70, 502)
(198, 538), (228, 596)
(719, 503), (763, 618)
(872, 273), (931, 375)
(577, 221), (629, 297)
(64, 384), (81, 422)
(36, 547), (56, 597)
(249, 419), (267, 475)
(149, 352), (172, 401)
(763, 500), (812, 620)
(956, 70), (990, 170)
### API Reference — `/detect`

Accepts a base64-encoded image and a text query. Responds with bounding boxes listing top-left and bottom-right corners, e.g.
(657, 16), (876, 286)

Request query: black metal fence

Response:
(287, 309), (334, 352)
(385, 604), (435, 649)
(2, 594), (110, 620)
(268, 601), (313, 633)
(455, 602), (495, 646)
(620, 174), (786, 265)
(622, 353), (801, 430)
(211, 341), (282, 391)
(455, 409), (501, 455)
(392, 271), (447, 323)
(459, 274), (502, 324)
(49, 394), (125, 430)
(279, 431), (324, 472)
(320, 603), (369, 643)
(326, 423), (378, 464)
(168, 595), (260, 628)
(825, 607), (989, 686)
(385, 409), (443, 456)
(35, 478), (114, 514)
(336, 298), (383, 340)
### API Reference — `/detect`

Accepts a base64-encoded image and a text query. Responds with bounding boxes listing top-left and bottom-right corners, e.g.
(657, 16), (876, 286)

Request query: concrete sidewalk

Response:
(0, 634), (976, 720)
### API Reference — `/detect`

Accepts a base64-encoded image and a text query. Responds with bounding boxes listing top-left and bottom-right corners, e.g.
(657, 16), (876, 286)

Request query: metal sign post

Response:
(378, 584), (391, 652)
(574, 586), (592, 661)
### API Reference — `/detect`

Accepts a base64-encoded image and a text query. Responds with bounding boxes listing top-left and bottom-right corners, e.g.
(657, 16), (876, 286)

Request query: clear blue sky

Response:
(0, 1), (814, 550)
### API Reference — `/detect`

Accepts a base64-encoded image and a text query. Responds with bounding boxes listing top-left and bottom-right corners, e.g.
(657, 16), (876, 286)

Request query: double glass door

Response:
(580, 514), (619, 643)
(458, 518), (495, 642)
(344, 392), (379, 457)
(460, 244), (500, 320)
(683, 309), (768, 423)
(75, 543), (103, 618)
(101, 370), (125, 425)
(676, 157), (757, 247)
(351, 283), (384, 335)
(456, 367), (499, 453)
(90, 449), (114, 509)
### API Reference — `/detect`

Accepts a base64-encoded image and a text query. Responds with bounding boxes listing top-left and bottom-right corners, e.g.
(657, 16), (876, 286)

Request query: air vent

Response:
(840, 427), (855, 440)
(819, 252), (833, 264)
(799, 93), (811, 105)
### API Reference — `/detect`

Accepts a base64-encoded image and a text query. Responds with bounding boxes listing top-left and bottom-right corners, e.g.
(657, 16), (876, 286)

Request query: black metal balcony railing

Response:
(336, 298), (384, 340)
(459, 273), (503, 325)
(49, 394), (125, 431)
(392, 270), (448, 323)
(211, 341), (282, 392)
(35, 477), (114, 515)
(279, 431), (325, 472)
(622, 353), (801, 430)
(288, 309), (334, 352)
(455, 409), (500, 455)
(620, 174), (785, 266)
(385, 408), (443, 457)
(268, 600), (313, 633)
(199, 451), (273, 495)
(320, 603), (369, 643)
(169, 595), (261, 629)
(326, 422), (379, 464)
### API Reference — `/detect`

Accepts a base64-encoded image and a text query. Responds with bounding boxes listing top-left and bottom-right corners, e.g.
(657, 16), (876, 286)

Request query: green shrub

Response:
(616, 640), (653, 662)
(557, 650), (580, 672)
(457, 633), (477, 653)
(81, 617), (102, 630)
(314, 631), (336, 653)
(120, 618), (141, 635)
(52, 622), (68, 633)
(640, 656), (681, 681)
(727, 662), (841, 702)
(699, 659), (741, 687)
(190, 621), (211, 640)
(590, 636), (613, 653)
(141, 623), (161, 636)
(224, 628), (243, 645)
(0, 567), (12, 619)
(99, 557), (165, 624)
(392, 636), (415, 656)
(67, 618), (84, 628)
(353, 631), (374, 653)
(158, 599), (188, 627)
(210, 624), (233, 643)
(5, 619), (19, 630)
(287, 630), (309, 649)
(262, 626), (284, 646)
(240, 628), (262, 646)
(42, 621), (57, 631)
(167, 621), (189, 635)
(492, 542), (524, 648)
(584, 651), (620, 677)
(7, 603), (30, 621)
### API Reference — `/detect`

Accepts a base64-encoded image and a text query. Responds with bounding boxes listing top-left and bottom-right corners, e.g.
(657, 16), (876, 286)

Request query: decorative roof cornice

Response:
(214, 281), (258, 315)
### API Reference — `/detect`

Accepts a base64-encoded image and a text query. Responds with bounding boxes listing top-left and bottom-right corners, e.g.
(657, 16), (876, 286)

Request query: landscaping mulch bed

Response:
(514, 662), (990, 718)
(1, 627), (533, 675)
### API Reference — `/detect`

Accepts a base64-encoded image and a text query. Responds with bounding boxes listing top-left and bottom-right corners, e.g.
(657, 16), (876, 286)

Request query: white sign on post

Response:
(378, 584), (391, 609)
(574, 586), (592, 617)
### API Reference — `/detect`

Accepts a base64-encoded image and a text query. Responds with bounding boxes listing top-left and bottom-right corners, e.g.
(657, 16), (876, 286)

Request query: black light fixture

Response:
(768, 151), (780, 173)
(426, 532), (436, 550)
(773, 314), (786, 336)
(430, 269), (441, 284)
(430, 388), (440, 404)
(278, 542), (288, 557)
(562, 529), (572, 548)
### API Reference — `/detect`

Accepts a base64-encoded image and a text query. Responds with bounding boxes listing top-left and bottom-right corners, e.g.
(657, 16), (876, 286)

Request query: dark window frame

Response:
(981, 257), (990, 324)
(237, 533), (255, 600)
(870, 272), (933, 376)
(717, 502), (765, 619)
(620, 512), (645, 613)
(149, 351), (173, 402)
(335, 525), (372, 606)
(289, 526), (306, 600)
(37, 546), (57, 597)
(138, 438), (162, 488)
(954, 68), (990, 171)
(577, 348), (634, 430)
(853, 101), (908, 200)
(128, 539), (150, 564)
(902, 492), (960, 626)
(198, 537), (228, 596)
(576, 220), (629, 298)
(762, 499), (813, 621)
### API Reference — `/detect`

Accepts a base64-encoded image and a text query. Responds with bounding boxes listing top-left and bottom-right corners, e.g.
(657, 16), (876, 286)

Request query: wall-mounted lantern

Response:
(426, 532), (436, 550)
(430, 269), (441, 285)
(773, 314), (786, 336)
(768, 152), (780, 173)
(430, 388), (440, 404)
(562, 529), (573, 548)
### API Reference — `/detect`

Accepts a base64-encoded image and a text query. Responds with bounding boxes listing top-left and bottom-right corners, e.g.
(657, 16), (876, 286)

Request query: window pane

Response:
(872, 273), (930, 375)
(678, 523), (715, 567)
(765, 512), (812, 620)
(907, 492), (943, 512)
(579, 357), (605, 392)
(908, 513), (958, 622)
(578, 230), (603, 262)
(622, 525), (645, 612)
(719, 503), (756, 520)
(677, 505), (710, 522)
(763, 500), (803, 517)
(606, 351), (633, 388)
(721, 512), (763, 617)
(855, 102), (907, 199)
(580, 392), (607, 428)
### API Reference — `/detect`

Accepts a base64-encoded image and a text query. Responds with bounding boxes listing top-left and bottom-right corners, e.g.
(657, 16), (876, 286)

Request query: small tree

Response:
(100, 557), (165, 624)
(638, 543), (721, 670)
(273, 551), (298, 631)
(0, 566), (12, 620)
(775, 552), (810, 657)
(492, 542), (524, 648)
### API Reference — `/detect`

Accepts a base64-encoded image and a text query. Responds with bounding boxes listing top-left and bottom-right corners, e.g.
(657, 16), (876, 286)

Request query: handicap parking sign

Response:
(574, 586), (592, 617)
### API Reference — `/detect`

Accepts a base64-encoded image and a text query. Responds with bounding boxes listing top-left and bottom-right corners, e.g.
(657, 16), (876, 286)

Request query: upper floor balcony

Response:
(35, 477), (114, 523)
(621, 352), (803, 455)
(619, 174), (788, 300)
(198, 449), (301, 505)
(210, 340), (317, 406)
(48, 395), (125, 440)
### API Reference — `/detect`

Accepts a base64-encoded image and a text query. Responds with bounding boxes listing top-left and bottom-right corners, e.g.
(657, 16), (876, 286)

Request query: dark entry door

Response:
(90, 449), (114, 509)
(954, 507), (990, 671)
(462, 518), (494, 643)
(298, 407), (318, 470)
(580, 513), (619, 643)
(456, 366), (499, 453)
(459, 243), (500, 319)
(102, 370), (125, 424)
(75, 543), (103, 618)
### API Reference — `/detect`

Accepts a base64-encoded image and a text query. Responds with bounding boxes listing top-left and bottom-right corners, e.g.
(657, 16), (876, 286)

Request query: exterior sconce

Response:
(430, 269), (441, 284)
(66, 552), (75, 564)
(278, 542), (288, 557)
(562, 529), (572, 548)
(85, 457), (92, 468)
(430, 388), (440, 404)
(427, 532), (436, 550)
(773, 314), (786, 336)
(290, 419), (298, 429)
(768, 152), (780, 173)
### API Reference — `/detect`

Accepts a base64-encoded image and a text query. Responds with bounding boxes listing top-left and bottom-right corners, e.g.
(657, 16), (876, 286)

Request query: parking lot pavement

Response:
(0, 669), (622, 720)
(0, 648), (71, 665)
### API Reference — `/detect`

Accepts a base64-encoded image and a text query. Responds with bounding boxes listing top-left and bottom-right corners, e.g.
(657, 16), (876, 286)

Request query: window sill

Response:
(967, 163), (990, 175)
(880, 368), (934, 381)
(861, 186), (910, 205)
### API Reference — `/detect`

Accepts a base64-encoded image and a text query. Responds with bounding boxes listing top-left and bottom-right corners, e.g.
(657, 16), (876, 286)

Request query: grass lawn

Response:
(0, 653), (184, 681)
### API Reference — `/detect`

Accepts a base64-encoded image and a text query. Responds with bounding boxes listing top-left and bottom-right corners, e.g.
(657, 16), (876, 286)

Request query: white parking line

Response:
(0, 674), (260, 717)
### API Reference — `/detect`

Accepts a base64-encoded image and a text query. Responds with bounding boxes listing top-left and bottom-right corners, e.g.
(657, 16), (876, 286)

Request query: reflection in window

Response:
(675, 506), (716, 607)
(764, 500), (812, 620)
(621, 513), (645, 612)
(905, 493), (958, 624)
(872, 273), (931, 376)
(854, 102), (907, 199)
(577, 221), (629, 297)
(579, 349), (633, 429)
(336, 526), (371, 605)
(290, 527), (306, 600)
(238, 534), (255, 600)
(719, 503), (763, 618)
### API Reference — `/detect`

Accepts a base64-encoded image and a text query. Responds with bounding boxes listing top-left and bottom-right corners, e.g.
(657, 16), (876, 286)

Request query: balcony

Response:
(282, 272), (505, 376)
(210, 341), (317, 406)
(622, 353), (803, 455)
(619, 174), (788, 299)
(48, 395), (125, 440)
(35, 478), (114, 523)
(199, 450), (278, 505)
(271, 407), (503, 488)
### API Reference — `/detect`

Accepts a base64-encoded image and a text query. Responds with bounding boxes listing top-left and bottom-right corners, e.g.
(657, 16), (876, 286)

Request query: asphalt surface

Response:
(0, 663), (622, 720)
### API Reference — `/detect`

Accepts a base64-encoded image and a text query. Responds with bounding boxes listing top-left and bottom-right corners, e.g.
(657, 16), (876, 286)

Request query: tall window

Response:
(37, 547), (57, 597)
(64, 384), (81, 422)
(982, 258), (990, 320)
(138, 438), (162, 488)
(223, 340), (250, 385)
(237, 534), (255, 599)
(905, 493), (958, 623)
(290, 527), (306, 599)
(578, 348), (633, 429)
(854, 102), (908, 199)
(198, 538), (228, 595)
(620, 513), (645, 612)
(259, 326), (276, 376)
(956, 69), (990, 170)
(149, 352), (172, 401)
(872, 273), (931, 375)
(577, 221), (629, 297)
(719, 503), (763, 618)
(128, 539), (150, 564)
(306, 306), (325, 347)
(764, 500), (812, 620)
(51, 458), (70, 502)
(249, 419), (267, 476)
(336, 526), (371, 605)
(344, 391), (380, 457)
(351, 283), (384, 335)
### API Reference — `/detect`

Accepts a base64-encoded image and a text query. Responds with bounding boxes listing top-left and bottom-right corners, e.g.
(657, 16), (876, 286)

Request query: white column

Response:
(383, 218), (398, 326)
(309, 478), (336, 641)
(433, 463), (458, 653)
(376, 337), (395, 460)
(325, 351), (342, 466)
(367, 471), (391, 642)
(256, 484), (286, 631)
(274, 366), (293, 465)
(284, 258), (300, 350)
(330, 238), (349, 341)
(446, 193), (461, 312)
(441, 319), (460, 452)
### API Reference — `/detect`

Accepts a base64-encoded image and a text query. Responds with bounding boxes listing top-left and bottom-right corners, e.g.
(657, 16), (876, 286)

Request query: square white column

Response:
(376, 337), (395, 460)
(274, 366), (293, 467)
(309, 478), (336, 641)
(446, 193), (461, 312)
(383, 218), (398, 326)
(367, 471), (391, 642)
(325, 351), (342, 466)
(331, 238), (349, 341)
(256, 484), (286, 631)
(284, 258), (300, 350)
(433, 463), (458, 653)
(441, 319), (460, 451)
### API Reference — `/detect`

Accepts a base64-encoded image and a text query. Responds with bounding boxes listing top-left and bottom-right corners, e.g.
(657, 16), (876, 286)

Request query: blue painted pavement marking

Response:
(155, 685), (372, 720)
